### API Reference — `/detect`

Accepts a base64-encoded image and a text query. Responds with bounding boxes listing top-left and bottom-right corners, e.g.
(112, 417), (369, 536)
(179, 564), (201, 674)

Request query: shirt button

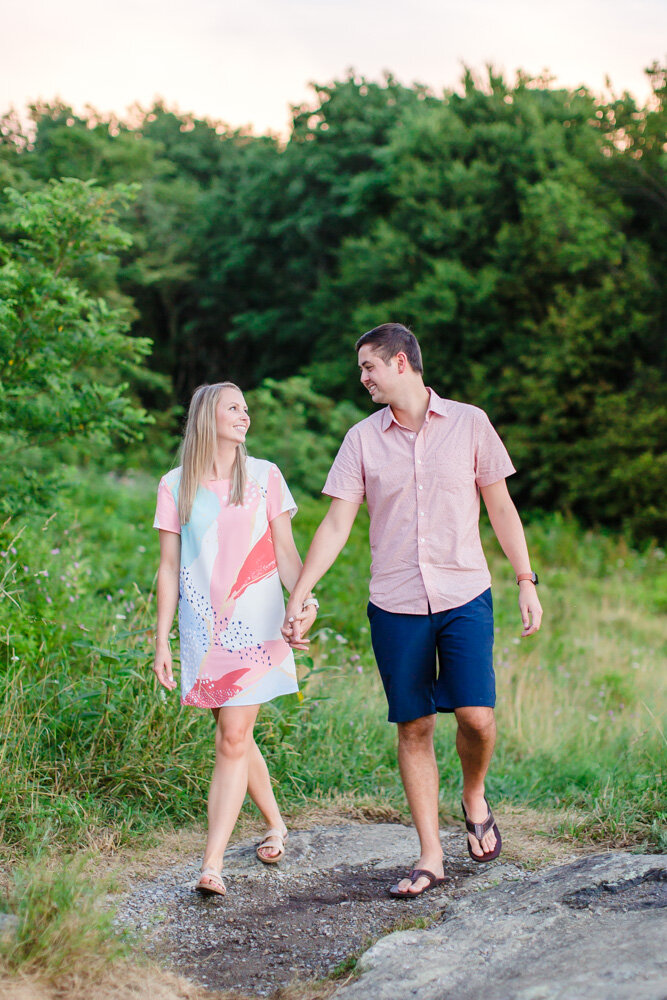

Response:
(420, 537), (425, 543)
(409, 434), (414, 440)
(418, 485), (423, 490)
(417, 459), (422, 464)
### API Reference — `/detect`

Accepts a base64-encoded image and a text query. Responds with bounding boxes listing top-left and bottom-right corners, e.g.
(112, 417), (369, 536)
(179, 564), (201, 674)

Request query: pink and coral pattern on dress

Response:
(154, 457), (298, 708)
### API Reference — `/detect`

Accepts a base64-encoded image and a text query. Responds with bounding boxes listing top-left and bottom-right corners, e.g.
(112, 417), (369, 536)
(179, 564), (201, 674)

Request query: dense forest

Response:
(1, 65), (665, 538)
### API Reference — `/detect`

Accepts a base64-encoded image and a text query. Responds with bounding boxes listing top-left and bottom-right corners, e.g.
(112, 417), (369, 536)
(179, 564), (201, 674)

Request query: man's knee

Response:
(455, 706), (495, 738)
(397, 714), (436, 747)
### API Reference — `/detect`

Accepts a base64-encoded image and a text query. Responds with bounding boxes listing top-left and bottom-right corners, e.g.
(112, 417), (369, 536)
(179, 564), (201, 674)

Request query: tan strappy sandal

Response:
(195, 866), (226, 896)
(256, 828), (288, 864)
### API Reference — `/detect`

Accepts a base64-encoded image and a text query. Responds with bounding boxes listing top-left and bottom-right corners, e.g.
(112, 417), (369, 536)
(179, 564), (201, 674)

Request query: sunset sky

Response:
(4, 0), (664, 134)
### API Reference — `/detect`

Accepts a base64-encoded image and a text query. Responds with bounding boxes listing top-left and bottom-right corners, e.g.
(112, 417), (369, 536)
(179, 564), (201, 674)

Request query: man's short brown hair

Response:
(355, 323), (423, 374)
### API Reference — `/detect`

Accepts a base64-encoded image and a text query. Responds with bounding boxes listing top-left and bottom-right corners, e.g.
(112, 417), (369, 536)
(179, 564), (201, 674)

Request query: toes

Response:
(408, 877), (430, 894)
(468, 834), (484, 857)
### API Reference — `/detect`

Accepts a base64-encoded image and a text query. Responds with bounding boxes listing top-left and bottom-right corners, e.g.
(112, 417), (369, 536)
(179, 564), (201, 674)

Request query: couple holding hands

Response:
(153, 323), (542, 899)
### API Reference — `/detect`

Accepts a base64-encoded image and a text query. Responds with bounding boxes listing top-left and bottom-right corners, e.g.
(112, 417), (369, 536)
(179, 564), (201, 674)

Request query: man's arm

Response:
(481, 479), (543, 637)
(281, 497), (361, 643)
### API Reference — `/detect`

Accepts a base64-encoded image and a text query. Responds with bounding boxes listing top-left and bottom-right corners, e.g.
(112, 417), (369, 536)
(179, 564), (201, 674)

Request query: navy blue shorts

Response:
(367, 589), (495, 723)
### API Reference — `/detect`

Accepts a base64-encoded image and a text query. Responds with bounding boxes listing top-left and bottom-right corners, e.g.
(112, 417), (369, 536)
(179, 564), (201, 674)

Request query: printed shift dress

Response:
(153, 457), (299, 708)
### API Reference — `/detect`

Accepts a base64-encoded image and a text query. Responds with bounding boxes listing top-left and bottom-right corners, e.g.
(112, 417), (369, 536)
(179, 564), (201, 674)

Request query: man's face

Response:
(358, 345), (397, 405)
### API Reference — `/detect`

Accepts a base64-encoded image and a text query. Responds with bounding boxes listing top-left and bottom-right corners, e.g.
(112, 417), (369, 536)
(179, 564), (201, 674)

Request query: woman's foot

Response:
(195, 866), (226, 896)
(256, 826), (288, 864)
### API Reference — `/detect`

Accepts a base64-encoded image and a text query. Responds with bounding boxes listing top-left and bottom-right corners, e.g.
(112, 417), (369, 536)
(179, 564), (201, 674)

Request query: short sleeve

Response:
(322, 428), (366, 503)
(266, 464), (298, 522)
(153, 477), (181, 534)
(474, 411), (516, 488)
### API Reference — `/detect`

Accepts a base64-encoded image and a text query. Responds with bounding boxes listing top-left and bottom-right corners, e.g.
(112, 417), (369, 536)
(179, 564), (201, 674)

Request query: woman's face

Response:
(215, 387), (250, 445)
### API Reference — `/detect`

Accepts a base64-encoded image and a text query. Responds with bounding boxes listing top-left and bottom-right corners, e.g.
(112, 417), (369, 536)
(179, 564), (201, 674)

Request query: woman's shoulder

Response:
(245, 455), (280, 480)
(159, 466), (183, 490)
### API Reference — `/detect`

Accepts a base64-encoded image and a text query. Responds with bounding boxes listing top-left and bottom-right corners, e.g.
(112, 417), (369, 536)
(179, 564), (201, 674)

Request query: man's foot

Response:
(461, 795), (501, 862)
(389, 868), (445, 899)
(392, 854), (444, 896)
(256, 826), (288, 864)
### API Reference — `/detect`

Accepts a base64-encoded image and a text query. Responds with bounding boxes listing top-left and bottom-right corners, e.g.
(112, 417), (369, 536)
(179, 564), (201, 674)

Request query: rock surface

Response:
(334, 851), (667, 1000)
(114, 822), (526, 996)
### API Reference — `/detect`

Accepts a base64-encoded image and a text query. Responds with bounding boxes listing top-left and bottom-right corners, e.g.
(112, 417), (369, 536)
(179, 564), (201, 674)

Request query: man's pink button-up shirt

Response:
(322, 390), (516, 614)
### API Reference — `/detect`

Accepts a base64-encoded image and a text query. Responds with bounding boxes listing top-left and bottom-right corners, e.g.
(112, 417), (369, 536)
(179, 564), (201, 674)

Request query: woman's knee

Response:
(215, 723), (253, 760)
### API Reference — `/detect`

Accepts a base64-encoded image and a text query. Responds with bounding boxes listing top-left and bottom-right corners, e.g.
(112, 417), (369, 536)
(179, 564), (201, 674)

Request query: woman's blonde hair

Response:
(177, 382), (247, 524)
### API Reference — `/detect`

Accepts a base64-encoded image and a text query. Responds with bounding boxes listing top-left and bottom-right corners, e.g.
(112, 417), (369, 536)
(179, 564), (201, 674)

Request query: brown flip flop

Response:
(462, 797), (502, 863)
(389, 868), (445, 899)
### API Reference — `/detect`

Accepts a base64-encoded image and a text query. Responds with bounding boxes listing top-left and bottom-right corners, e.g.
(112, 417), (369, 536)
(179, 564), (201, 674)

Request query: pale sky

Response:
(3, 0), (665, 135)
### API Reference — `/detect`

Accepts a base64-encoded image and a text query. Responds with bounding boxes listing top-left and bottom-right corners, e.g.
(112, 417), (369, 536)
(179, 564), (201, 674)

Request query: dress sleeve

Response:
(474, 411), (517, 488)
(322, 428), (365, 503)
(266, 464), (298, 521)
(153, 477), (182, 534)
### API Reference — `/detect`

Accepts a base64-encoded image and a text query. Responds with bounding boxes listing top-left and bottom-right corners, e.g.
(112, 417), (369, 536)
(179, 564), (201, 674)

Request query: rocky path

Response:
(114, 823), (667, 1000)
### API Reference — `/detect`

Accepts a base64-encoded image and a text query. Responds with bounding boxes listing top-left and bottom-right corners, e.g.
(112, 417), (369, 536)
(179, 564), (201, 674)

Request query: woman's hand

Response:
(281, 600), (318, 650)
(154, 639), (177, 691)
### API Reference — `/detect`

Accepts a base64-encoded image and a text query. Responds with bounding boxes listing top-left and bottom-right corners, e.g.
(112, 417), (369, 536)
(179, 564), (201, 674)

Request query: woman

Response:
(152, 382), (317, 897)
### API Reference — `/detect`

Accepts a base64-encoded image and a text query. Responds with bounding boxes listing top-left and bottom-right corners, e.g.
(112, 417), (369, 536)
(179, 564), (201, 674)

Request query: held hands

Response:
(519, 582), (543, 637)
(153, 639), (177, 691)
(281, 598), (318, 650)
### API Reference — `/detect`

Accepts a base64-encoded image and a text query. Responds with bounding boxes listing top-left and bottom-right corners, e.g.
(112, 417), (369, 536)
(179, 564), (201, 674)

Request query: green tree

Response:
(0, 177), (157, 512)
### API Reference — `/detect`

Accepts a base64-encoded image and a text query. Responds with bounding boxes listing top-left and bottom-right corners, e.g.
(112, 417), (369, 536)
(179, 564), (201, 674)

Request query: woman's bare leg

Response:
(247, 740), (287, 859)
(201, 704), (259, 874)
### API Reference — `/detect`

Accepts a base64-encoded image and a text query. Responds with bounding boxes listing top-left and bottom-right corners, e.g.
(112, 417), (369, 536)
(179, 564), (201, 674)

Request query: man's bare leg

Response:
(396, 714), (444, 894)
(455, 706), (497, 857)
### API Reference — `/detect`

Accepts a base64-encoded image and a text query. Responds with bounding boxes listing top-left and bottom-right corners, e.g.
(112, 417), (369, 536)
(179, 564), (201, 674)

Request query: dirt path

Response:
(113, 821), (547, 997)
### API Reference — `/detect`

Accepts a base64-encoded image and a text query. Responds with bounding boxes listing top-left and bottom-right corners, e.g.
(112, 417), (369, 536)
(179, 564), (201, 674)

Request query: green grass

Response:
(0, 853), (128, 977)
(0, 468), (665, 854)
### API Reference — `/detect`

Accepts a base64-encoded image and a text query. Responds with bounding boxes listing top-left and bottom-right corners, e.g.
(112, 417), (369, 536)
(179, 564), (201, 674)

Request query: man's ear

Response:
(395, 351), (409, 373)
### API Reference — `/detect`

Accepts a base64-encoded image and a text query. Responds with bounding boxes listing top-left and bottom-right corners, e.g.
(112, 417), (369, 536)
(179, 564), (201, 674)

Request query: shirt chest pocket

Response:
(423, 449), (476, 494)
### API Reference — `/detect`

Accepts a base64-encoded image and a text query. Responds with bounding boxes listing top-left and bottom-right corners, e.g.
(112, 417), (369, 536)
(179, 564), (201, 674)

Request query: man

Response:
(283, 323), (542, 898)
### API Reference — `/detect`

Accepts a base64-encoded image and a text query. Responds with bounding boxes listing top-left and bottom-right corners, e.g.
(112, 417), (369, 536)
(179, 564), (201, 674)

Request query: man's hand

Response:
(519, 582), (542, 637)
(281, 599), (317, 650)
(153, 639), (177, 690)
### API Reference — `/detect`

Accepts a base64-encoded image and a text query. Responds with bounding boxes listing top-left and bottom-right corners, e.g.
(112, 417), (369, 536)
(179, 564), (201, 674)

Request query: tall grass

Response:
(0, 469), (664, 853)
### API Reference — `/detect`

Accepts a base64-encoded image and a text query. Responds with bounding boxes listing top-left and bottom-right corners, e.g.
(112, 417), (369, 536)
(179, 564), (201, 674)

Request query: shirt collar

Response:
(381, 388), (448, 431)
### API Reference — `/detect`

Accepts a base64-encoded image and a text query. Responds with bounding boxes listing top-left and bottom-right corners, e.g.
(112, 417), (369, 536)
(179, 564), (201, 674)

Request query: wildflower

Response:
(45, 595), (52, 604)
(115, 614), (127, 620)
(50, 548), (61, 555)
(10, 547), (16, 555)
(106, 594), (112, 602)
(356, 665), (363, 674)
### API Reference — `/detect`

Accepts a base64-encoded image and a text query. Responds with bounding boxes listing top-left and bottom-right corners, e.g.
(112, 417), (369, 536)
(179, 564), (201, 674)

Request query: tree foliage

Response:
(0, 177), (159, 512)
(0, 65), (664, 536)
